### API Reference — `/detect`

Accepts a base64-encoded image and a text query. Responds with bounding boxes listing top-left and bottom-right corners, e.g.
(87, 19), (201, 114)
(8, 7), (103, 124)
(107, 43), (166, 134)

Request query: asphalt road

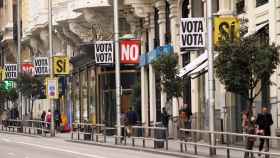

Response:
(0, 133), (179, 158)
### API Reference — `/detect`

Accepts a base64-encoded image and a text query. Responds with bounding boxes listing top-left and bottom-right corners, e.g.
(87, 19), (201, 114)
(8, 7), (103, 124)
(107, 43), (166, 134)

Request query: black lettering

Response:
(56, 60), (64, 72)
(193, 21), (198, 32)
(198, 21), (203, 32)
(186, 34), (193, 45)
(187, 21), (193, 32)
(181, 35), (187, 46)
(197, 34), (203, 45)
(219, 22), (230, 41)
(192, 34), (198, 45)
(181, 21), (187, 33)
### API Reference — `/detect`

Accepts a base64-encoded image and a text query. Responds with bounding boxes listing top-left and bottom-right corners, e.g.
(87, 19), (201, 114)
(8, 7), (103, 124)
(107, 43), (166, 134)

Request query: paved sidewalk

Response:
(55, 132), (280, 158)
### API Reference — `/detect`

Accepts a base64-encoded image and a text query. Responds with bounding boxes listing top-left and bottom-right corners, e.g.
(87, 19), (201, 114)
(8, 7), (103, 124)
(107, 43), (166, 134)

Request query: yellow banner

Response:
(0, 69), (5, 81)
(214, 17), (240, 45)
(53, 56), (70, 75)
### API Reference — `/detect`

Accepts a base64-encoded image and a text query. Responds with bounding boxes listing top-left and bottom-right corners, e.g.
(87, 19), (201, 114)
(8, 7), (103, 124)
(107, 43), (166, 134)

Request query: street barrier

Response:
(0, 119), (51, 137)
(71, 122), (168, 150)
(178, 128), (280, 158)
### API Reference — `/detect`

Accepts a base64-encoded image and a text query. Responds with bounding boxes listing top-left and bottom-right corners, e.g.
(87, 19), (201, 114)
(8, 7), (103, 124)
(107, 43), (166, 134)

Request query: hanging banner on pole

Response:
(94, 41), (114, 64)
(4, 64), (17, 79)
(34, 57), (49, 75)
(53, 56), (70, 75)
(0, 69), (5, 81)
(180, 17), (205, 48)
(120, 40), (140, 64)
(21, 63), (34, 75)
(214, 17), (240, 45)
(46, 78), (59, 99)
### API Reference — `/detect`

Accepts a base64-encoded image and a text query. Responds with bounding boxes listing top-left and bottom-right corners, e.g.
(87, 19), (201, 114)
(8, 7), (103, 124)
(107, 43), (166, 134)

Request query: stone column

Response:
(218, 0), (233, 15)
(246, 0), (256, 34)
(148, 11), (157, 124)
(169, 0), (180, 118)
(155, 0), (167, 110)
(141, 18), (149, 127)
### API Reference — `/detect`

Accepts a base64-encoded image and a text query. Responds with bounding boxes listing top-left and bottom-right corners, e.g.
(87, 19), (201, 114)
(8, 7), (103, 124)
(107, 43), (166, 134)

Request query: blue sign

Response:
(139, 44), (174, 67)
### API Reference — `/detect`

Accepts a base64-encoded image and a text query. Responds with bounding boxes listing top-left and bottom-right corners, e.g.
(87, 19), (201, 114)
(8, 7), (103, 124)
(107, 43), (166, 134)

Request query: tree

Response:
(152, 54), (183, 109)
(215, 33), (280, 117)
(16, 73), (44, 119)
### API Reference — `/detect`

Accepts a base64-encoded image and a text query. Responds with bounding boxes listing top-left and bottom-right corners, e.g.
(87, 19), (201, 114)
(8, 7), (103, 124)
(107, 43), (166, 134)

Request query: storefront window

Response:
(72, 73), (80, 122)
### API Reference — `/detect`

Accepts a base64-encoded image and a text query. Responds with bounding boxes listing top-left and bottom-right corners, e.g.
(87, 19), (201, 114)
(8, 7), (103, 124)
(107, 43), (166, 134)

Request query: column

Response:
(247, 0), (256, 34)
(149, 12), (157, 124)
(156, 0), (167, 110)
(169, 0), (180, 117)
(218, 0), (233, 15)
(141, 19), (149, 127)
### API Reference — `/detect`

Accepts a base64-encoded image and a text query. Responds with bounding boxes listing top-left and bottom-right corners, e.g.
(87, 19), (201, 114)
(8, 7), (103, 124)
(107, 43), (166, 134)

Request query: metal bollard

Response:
(226, 134), (230, 158)
(103, 127), (106, 143)
(165, 128), (168, 150)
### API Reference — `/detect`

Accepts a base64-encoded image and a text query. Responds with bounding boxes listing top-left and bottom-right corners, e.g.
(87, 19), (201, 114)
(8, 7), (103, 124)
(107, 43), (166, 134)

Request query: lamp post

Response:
(16, 0), (22, 119)
(113, 0), (121, 141)
(48, 0), (55, 137)
(207, 0), (215, 155)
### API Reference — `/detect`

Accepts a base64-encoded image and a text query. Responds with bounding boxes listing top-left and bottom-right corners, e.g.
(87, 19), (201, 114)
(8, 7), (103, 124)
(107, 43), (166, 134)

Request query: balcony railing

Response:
(256, 0), (268, 7)
(236, 0), (245, 14)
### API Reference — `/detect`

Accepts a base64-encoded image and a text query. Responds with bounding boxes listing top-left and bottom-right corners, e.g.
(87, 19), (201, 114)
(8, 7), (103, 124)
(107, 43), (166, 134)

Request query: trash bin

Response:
(154, 123), (166, 148)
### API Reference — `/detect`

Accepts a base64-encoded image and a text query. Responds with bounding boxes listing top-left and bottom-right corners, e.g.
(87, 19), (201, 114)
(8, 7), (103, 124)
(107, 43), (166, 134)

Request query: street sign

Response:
(46, 78), (58, 99)
(180, 18), (205, 48)
(0, 69), (5, 81)
(94, 41), (114, 64)
(53, 56), (70, 75)
(4, 64), (17, 79)
(34, 57), (49, 75)
(214, 17), (240, 45)
(120, 40), (140, 64)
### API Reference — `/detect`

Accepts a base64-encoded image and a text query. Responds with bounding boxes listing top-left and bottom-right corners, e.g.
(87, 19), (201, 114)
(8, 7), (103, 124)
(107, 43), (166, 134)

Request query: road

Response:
(0, 133), (179, 158)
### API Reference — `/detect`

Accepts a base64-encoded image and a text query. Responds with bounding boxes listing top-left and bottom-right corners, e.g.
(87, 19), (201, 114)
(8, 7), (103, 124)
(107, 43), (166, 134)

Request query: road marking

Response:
(8, 152), (15, 156)
(2, 138), (11, 142)
(15, 141), (107, 158)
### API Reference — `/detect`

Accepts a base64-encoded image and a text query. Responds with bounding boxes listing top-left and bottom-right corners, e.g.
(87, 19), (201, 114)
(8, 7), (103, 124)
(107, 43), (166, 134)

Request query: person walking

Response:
(126, 107), (137, 137)
(41, 111), (46, 128)
(256, 107), (273, 156)
(45, 109), (52, 130)
(161, 107), (170, 128)
(244, 116), (257, 158)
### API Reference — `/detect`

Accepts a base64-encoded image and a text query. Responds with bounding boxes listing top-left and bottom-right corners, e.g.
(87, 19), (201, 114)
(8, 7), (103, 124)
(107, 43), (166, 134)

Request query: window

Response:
(236, 0), (245, 14)
(256, 0), (268, 7)
(182, 0), (190, 18)
(165, 1), (171, 44)
(154, 7), (160, 48)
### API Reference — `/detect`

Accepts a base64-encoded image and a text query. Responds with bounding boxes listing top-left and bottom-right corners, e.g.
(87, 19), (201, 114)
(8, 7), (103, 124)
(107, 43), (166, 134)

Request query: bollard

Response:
(194, 132), (198, 155)
(78, 124), (80, 140)
(103, 127), (106, 143)
(226, 134), (230, 158)
(165, 128), (168, 150)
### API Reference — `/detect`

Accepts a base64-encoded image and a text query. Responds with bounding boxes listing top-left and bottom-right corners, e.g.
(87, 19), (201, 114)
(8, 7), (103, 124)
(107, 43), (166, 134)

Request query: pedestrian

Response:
(120, 112), (127, 142)
(178, 110), (188, 140)
(256, 107), (273, 156)
(54, 110), (61, 130)
(45, 109), (52, 129)
(161, 107), (170, 128)
(41, 111), (46, 127)
(126, 107), (137, 137)
(244, 116), (257, 158)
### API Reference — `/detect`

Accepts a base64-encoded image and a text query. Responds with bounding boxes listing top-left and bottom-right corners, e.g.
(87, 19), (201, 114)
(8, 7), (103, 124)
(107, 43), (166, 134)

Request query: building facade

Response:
(0, 0), (280, 143)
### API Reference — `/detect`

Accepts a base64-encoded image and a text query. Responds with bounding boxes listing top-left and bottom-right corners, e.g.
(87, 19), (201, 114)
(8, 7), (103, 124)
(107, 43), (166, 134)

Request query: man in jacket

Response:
(256, 107), (273, 154)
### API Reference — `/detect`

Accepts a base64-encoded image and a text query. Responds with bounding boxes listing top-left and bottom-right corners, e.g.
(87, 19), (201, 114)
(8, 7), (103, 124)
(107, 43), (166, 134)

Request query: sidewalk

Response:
(55, 132), (280, 158)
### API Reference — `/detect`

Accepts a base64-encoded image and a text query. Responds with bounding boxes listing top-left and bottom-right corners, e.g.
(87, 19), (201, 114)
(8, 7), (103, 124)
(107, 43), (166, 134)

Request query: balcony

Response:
(256, 0), (268, 7)
(236, 0), (245, 14)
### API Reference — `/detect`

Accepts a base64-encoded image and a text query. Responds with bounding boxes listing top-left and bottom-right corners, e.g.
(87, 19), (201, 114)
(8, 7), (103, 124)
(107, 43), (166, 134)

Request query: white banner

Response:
(4, 64), (17, 79)
(34, 57), (49, 75)
(94, 41), (114, 64)
(180, 17), (205, 48)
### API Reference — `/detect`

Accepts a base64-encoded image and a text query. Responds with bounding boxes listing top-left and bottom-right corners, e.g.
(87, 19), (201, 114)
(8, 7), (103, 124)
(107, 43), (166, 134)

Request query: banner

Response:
(34, 57), (49, 75)
(180, 18), (205, 48)
(0, 69), (5, 81)
(53, 56), (70, 75)
(214, 17), (240, 45)
(4, 64), (17, 79)
(46, 78), (59, 99)
(94, 41), (114, 64)
(120, 40), (140, 64)
(21, 63), (34, 75)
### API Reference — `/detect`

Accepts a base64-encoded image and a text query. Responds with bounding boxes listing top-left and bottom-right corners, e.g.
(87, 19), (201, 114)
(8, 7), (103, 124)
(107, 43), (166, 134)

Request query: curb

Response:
(0, 130), (47, 138)
(67, 139), (200, 158)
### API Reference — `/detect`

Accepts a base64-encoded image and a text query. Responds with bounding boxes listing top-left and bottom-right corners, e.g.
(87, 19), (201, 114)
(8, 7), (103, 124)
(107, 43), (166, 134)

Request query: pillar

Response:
(218, 0), (233, 15)
(149, 12), (157, 124)
(156, 0), (167, 110)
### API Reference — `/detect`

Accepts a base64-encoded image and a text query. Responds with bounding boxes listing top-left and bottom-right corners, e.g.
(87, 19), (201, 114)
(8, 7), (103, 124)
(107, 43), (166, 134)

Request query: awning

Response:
(178, 51), (208, 77)
(178, 53), (218, 78)
(243, 22), (268, 38)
